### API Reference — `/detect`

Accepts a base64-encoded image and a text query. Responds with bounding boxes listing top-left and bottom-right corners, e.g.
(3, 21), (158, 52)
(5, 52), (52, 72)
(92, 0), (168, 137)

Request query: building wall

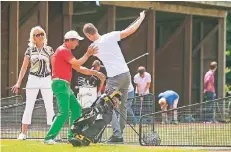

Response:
(155, 30), (185, 105)
(48, 1), (63, 50)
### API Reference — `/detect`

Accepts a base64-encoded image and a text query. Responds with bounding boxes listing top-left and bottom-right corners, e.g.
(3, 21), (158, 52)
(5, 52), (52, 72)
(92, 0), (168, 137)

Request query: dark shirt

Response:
(89, 66), (107, 90)
(98, 66), (107, 77)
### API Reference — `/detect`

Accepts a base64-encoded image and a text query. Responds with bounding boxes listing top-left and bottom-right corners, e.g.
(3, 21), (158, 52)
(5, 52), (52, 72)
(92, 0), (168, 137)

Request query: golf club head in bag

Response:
(70, 87), (122, 147)
(142, 131), (161, 146)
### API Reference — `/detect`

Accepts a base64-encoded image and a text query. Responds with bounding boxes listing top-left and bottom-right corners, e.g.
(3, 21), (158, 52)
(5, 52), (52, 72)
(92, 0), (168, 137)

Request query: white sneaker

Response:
(17, 133), (26, 140)
(54, 135), (62, 141)
(44, 139), (57, 145)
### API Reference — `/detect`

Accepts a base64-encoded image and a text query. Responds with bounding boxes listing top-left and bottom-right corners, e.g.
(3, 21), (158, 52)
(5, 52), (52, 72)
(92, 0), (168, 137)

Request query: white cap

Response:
(64, 30), (84, 40)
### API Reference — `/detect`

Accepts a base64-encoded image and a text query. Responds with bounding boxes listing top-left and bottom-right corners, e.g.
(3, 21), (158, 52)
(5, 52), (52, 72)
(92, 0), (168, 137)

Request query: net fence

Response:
(3, 94), (230, 146)
(139, 96), (231, 146)
(1, 94), (155, 143)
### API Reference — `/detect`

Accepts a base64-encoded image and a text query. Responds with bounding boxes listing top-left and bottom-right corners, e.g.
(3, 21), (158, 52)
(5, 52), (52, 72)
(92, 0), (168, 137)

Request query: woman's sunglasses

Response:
(34, 33), (44, 38)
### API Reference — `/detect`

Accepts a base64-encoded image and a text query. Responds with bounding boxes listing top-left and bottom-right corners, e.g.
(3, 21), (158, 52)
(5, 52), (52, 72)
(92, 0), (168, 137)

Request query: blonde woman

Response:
(11, 26), (55, 140)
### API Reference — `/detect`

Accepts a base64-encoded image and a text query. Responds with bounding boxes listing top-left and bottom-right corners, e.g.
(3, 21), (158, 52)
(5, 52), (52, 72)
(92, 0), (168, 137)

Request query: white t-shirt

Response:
(93, 31), (129, 77)
(134, 72), (151, 95)
(128, 82), (134, 92)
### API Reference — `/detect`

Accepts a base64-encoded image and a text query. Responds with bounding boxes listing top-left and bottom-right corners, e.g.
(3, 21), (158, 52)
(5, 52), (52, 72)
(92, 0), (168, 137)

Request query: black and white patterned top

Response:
(25, 46), (54, 77)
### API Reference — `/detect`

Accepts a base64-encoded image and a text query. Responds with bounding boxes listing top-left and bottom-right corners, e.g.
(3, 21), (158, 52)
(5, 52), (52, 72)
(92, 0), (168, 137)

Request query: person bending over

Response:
(158, 90), (179, 124)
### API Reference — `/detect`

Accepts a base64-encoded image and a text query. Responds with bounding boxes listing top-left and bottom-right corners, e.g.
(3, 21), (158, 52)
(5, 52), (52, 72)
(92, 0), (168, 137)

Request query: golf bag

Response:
(70, 87), (122, 147)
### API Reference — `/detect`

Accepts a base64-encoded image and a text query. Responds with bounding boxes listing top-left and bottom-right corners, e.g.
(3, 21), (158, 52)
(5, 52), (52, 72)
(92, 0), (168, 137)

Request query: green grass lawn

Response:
(1, 123), (231, 146)
(153, 123), (231, 145)
(103, 123), (231, 146)
(1, 140), (208, 152)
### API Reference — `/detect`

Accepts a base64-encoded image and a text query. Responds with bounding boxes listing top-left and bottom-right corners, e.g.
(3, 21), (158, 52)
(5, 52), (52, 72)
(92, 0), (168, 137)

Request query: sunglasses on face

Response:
(34, 33), (44, 38)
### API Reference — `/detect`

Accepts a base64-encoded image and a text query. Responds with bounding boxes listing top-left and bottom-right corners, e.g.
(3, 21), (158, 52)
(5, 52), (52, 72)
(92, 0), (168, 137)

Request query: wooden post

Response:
(159, 25), (163, 47)
(38, 1), (48, 32)
(8, 1), (19, 96)
(63, 1), (73, 35)
(217, 18), (226, 98)
(108, 6), (116, 32)
(147, 10), (156, 94)
(200, 22), (204, 102)
(183, 15), (193, 105)
(199, 22), (204, 120)
(218, 17), (226, 120)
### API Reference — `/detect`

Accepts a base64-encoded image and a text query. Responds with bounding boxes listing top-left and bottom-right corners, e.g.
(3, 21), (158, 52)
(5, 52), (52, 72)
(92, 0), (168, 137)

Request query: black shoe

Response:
(106, 135), (124, 144)
(68, 138), (82, 147)
(69, 137), (90, 147)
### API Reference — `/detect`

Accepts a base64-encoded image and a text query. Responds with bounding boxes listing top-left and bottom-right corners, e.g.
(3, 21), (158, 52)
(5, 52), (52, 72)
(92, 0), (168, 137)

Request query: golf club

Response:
(126, 7), (152, 30)
(126, 53), (149, 65)
(0, 97), (48, 110)
(95, 0), (100, 6)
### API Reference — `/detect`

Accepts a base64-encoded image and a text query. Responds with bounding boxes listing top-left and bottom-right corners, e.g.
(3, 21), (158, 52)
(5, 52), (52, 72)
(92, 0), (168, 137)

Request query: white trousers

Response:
(22, 75), (55, 125)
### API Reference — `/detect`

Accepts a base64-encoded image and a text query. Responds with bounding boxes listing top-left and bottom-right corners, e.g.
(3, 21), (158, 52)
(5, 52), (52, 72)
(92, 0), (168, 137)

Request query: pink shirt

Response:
(204, 70), (215, 93)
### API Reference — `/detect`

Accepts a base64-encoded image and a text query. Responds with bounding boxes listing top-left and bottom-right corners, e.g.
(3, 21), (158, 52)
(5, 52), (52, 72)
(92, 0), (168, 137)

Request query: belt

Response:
(30, 72), (50, 78)
(52, 78), (70, 84)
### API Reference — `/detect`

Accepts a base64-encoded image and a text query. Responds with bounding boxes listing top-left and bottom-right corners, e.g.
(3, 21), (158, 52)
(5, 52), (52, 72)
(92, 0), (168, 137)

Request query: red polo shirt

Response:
(51, 45), (74, 82)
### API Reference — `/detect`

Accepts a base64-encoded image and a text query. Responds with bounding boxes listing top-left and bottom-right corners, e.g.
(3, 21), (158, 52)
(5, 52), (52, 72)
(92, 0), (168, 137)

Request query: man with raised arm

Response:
(82, 11), (146, 143)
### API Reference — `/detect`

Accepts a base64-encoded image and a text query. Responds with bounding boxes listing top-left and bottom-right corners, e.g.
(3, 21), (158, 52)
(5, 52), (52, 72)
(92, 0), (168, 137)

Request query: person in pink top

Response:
(203, 61), (217, 123)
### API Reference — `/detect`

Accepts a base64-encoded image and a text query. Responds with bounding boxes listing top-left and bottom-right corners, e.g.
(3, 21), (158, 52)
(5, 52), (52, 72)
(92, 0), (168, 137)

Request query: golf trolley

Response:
(70, 87), (122, 147)
(71, 77), (161, 147)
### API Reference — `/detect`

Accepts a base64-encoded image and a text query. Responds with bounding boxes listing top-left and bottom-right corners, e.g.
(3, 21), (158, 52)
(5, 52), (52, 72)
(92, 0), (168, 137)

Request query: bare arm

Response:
(11, 56), (30, 93)
(69, 44), (98, 66)
(72, 65), (105, 88)
(16, 56), (30, 85)
(69, 53), (90, 67)
(72, 65), (96, 75)
(144, 82), (151, 94)
(120, 11), (146, 39)
(136, 84), (141, 96)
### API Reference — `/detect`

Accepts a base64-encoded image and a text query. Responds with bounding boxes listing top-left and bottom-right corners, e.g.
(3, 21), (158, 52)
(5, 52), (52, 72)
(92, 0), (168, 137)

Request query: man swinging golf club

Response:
(82, 10), (146, 143)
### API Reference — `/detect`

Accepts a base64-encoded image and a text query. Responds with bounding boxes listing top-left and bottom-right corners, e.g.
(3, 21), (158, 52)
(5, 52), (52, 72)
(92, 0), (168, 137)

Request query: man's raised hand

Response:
(86, 44), (98, 56)
(140, 10), (146, 20)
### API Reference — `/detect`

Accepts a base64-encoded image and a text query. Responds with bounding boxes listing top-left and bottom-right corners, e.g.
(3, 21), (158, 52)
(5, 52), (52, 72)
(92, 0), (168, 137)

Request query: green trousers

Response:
(44, 79), (82, 140)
